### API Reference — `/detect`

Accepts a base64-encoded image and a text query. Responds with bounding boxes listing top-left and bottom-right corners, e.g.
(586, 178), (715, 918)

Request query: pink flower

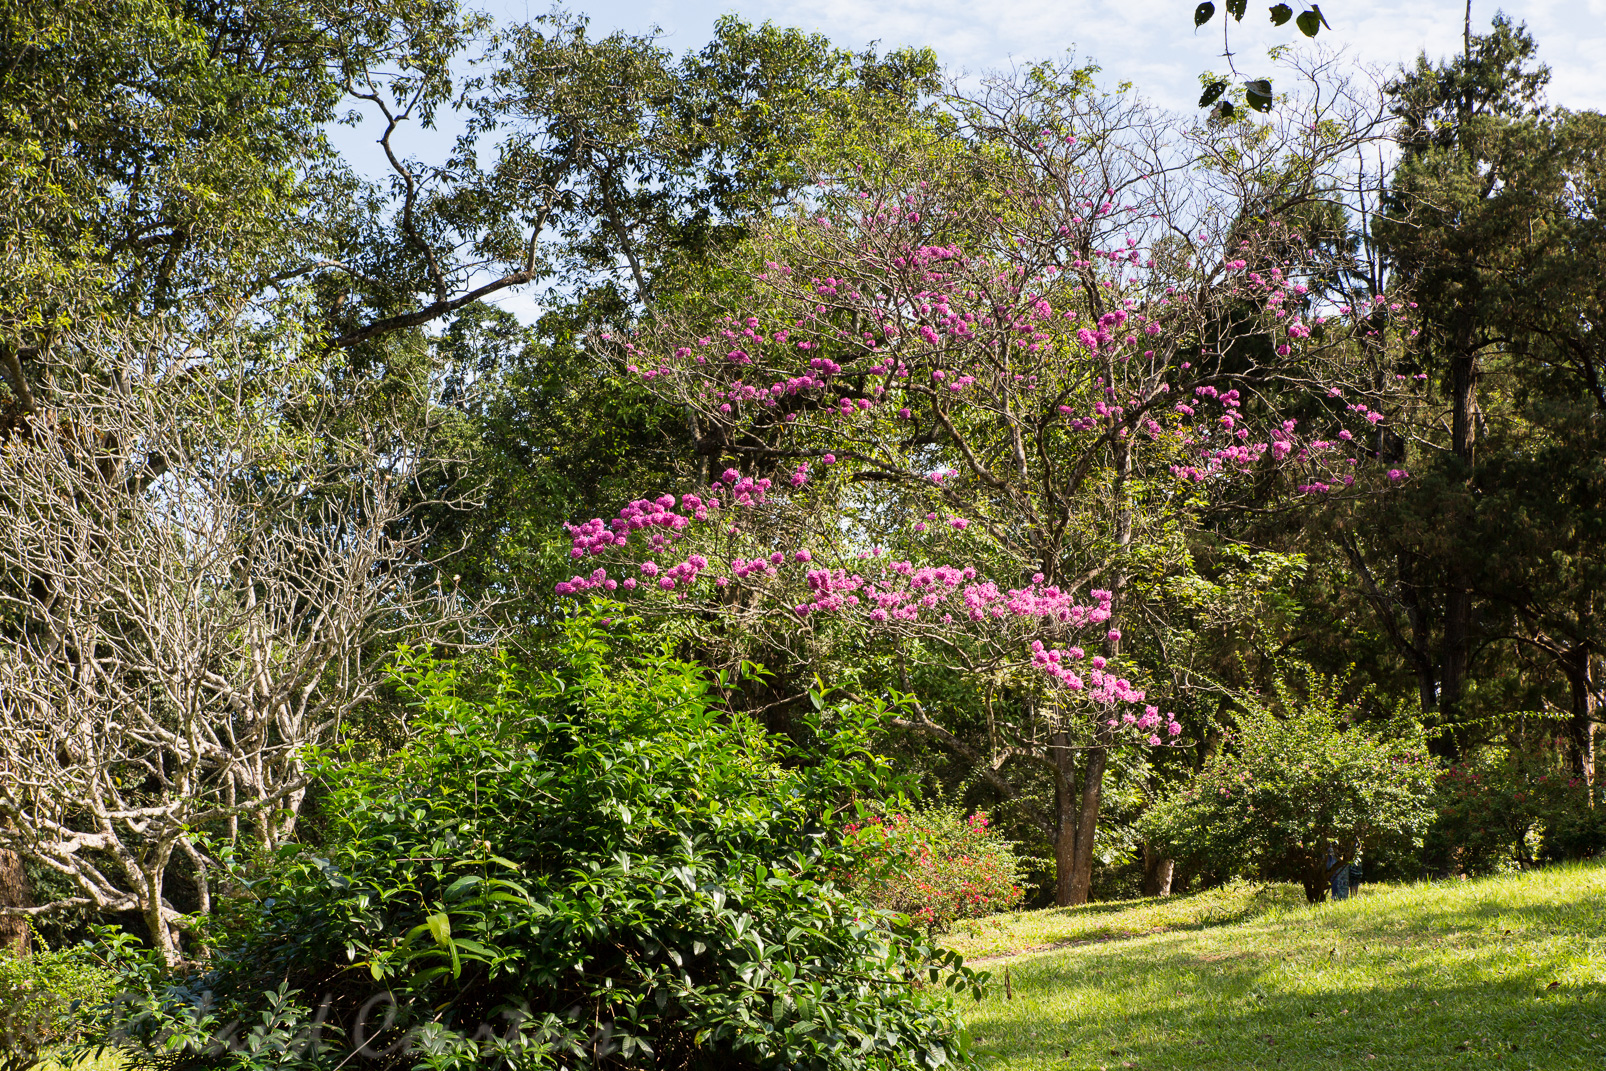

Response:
(951, 518), (969, 530)
(1148, 735), (1162, 746)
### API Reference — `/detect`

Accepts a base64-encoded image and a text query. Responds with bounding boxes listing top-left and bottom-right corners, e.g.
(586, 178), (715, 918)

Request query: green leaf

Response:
(426, 912), (452, 948)
(1295, 8), (1321, 36)
(1199, 80), (1230, 107)
(1226, 0), (1248, 17)
(1213, 100), (1237, 121)
(1194, 2), (1217, 27)
(443, 875), (481, 899)
(1313, 3), (1330, 28)
(1245, 79), (1274, 111)
(1269, 3), (1293, 25)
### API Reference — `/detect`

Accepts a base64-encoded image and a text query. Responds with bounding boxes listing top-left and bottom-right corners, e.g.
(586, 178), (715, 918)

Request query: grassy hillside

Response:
(950, 863), (1606, 1070)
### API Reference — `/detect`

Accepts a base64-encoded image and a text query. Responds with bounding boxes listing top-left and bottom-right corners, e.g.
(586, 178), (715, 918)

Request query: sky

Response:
(489, 0), (1606, 112)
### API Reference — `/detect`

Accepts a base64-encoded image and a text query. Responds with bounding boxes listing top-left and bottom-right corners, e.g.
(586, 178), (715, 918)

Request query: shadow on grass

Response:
(958, 883), (1308, 961)
(965, 865), (1606, 1070)
(975, 938), (1603, 1069)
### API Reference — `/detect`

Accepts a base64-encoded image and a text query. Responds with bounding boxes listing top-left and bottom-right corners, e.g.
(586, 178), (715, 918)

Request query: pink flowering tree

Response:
(554, 68), (1414, 904)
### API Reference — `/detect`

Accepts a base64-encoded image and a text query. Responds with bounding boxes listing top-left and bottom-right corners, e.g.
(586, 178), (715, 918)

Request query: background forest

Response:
(0, 1), (1602, 1069)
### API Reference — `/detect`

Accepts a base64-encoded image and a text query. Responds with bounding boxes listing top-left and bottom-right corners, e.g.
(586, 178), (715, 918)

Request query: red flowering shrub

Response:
(839, 808), (1026, 931)
(1425, 748), (1605, 875)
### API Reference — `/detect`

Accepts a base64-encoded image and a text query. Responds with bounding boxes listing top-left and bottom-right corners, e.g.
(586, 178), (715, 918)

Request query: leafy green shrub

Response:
(1425, 747), (1605, 875)
(1144, 671), (1437, 903)
(96, 628), (982, 1071)
(838, 808), (1025, 931)
(0, 940), (118, 1071)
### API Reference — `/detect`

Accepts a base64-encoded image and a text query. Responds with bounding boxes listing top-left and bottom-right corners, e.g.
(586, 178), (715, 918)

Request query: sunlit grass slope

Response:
(952, 863), (1606, 1070)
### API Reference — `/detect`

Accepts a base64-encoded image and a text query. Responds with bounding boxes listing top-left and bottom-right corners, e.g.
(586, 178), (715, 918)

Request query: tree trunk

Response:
(1051, 730), (1078, 906)
(1437, 335), (1480, 750)
(1562, 651), (1598, 788)
(1066, 745), (1108, 905)
(0, 848), (31, 955)
(1050, 742), (1110, 907)
(1141, 841), (1174, 897)
(140, 842), (182, 968)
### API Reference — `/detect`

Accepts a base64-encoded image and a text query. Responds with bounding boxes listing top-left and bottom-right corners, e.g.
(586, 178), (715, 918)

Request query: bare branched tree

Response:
(0, 322), (481, 964)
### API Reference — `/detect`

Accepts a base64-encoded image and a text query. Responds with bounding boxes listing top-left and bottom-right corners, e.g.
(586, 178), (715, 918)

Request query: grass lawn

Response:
(948, 862), (1606, 1071)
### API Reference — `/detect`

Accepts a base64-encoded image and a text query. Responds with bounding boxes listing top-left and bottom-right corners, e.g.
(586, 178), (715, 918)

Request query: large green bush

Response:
(97, 628), (982, 1071)
(1144, 672), (1437, 902)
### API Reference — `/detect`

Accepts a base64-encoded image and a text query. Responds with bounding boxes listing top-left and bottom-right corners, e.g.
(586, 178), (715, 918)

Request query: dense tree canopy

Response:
(0, 8), (1603, 1058)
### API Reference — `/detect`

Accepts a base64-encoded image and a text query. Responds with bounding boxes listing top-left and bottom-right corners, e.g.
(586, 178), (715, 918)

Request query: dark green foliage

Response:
(99, 628), (981, 1070)
(1144, 671), (1437, 903)
(1425, 748), (1606, 876)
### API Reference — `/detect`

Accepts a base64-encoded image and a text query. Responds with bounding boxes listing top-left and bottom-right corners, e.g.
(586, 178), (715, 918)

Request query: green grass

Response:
(952, 862), (1606, 1070)
(35, 1054), (123, 1071)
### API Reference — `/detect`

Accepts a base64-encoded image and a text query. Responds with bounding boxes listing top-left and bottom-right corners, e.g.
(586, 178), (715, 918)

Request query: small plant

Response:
(0, 938), (118, 1071)
(839, 807), (1026, 931)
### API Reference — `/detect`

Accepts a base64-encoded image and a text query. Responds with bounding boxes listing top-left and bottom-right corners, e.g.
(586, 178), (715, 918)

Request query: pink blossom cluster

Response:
(564, 493), (707, 560)
(1028, 637), (1180, 743)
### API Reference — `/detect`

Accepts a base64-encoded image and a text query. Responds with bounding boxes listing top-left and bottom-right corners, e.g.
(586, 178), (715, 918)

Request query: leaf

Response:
(1313, 3), (1331, 28)
(1245, 79), (1274, 112)
(426, 912), (452, 948)
(1199, 80), (1230, 107)
(1226, 0), (1247, 17)
(1213, 100), (1237, 121)
(443, 875), (481, 899)
(1269, 3), (1293, 25)
(1194, 2), (1216, 27)
(1295, 8), (1321, 36)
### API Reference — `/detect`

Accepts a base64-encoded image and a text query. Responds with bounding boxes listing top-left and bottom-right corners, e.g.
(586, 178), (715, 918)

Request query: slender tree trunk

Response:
(1438, 338), (1480, 753)
(1066, 745), (1108, 905)
(1141, 841), (1174, 897)
(1051, 729), (1079, 906)
(140, 842), (182, 968)
(1562, 650), (1598, 788)
(0, 848), (31, 955)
